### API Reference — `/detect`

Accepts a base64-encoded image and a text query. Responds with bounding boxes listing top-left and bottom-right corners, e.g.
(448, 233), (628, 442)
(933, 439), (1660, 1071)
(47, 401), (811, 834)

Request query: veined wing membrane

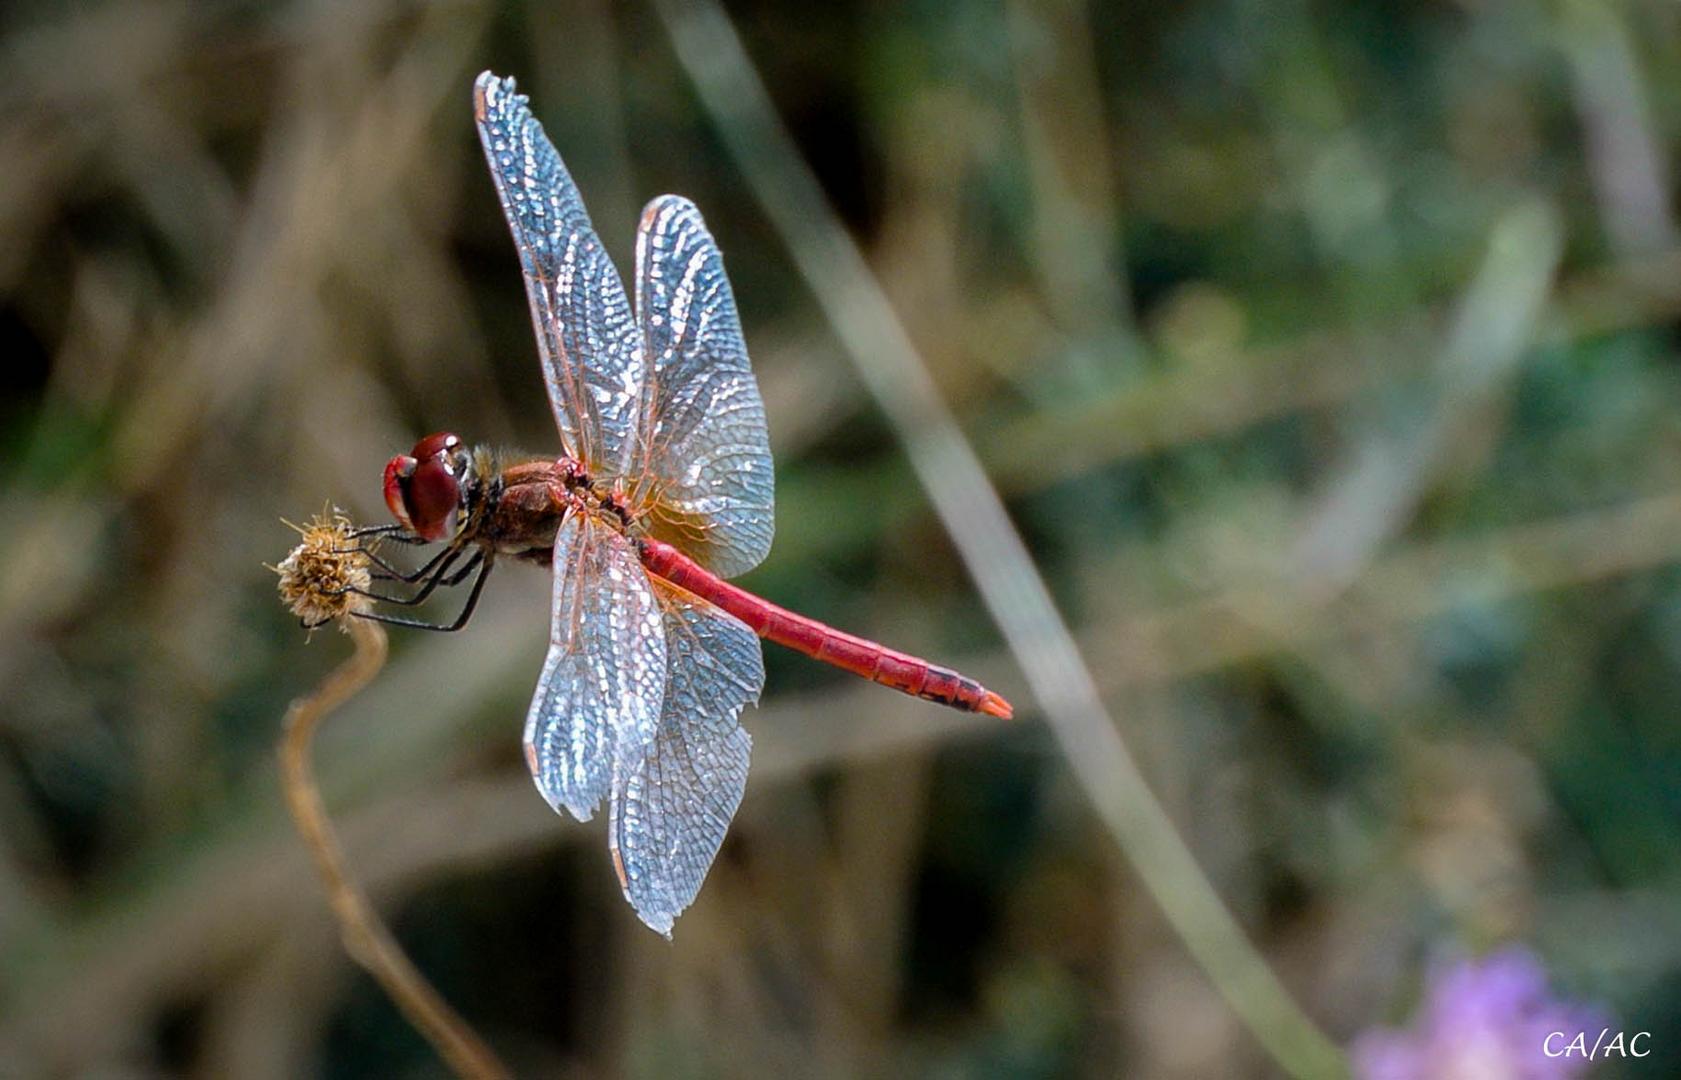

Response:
(632, 195), (774, 579)
(609, 581), (764, 936)
(475, 72), (644, 476)
(524, 513), (667, 821)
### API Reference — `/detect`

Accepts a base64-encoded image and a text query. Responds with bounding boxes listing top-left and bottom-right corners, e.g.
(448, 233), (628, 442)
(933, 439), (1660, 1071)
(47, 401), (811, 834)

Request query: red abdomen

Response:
(637, 537), (1012, 718)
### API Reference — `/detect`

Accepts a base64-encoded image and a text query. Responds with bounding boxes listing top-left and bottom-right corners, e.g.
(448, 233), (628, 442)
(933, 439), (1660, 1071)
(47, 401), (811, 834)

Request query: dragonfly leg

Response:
(352, 546), (417, 580)
(342, 548), (481, 608)
(352, 556), (494, 633)
(348, 522), (421, 542)
(353, 540), (459, 584)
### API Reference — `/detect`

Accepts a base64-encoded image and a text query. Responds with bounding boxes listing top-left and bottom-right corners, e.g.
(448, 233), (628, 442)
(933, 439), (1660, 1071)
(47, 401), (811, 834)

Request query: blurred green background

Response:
(2, 0), (1680, 1076)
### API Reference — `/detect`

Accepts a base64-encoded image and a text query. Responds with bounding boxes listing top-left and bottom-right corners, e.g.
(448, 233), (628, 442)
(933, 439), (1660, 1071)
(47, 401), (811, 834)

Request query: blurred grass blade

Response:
(1292, 200), (1564, 588)
(1558, 0), (1678, 255)
(654, 1), (1346, 1074)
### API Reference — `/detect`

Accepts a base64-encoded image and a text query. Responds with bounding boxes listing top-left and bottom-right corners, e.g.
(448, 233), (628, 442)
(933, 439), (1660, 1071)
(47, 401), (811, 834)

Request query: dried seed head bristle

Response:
(275, 510), (375, 631)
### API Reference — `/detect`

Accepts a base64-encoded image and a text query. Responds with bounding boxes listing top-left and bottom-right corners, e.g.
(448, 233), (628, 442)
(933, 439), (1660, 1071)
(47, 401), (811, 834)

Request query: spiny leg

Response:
(352, 556), (494, 633)
(351, 538), (463, 584)
(345, 548), (482, 608)
(348, 523), (426, 543)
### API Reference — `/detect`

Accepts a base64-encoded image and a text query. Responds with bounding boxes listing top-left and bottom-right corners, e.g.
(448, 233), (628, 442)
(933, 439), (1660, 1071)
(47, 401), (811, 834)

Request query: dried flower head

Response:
(274, 510), (375, 631)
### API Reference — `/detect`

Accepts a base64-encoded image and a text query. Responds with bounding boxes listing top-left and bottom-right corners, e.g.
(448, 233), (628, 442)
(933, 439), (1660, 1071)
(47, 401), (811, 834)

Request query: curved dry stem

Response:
(279, 617), (510, 1080)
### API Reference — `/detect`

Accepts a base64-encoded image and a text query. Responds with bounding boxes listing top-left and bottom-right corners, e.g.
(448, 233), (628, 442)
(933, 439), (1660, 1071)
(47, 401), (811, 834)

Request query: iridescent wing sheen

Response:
(631, 195), (775, 579)
(524, 513), (667, 822)
(608, 581), (764, 937)
(474, 71), (644, 476)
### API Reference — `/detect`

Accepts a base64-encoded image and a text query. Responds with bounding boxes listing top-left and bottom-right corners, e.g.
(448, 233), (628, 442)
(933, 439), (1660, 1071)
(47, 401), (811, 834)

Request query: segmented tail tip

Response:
(978, 690), (1014, 719)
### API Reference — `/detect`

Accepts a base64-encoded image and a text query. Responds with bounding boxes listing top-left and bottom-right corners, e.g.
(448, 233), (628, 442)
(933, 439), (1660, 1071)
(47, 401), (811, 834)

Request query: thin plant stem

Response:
(653, 1), (1347, 1075)
(279, 617), (510, 1080)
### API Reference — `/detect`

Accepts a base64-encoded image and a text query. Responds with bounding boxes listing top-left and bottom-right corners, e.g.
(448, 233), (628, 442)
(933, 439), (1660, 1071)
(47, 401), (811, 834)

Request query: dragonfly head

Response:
(384, 431), (468, 542)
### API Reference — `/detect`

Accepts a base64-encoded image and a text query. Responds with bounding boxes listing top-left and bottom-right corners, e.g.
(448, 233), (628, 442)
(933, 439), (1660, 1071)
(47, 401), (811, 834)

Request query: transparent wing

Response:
(608, 581), (764, 937)
(631, 195), (774, 579)
(524, 513), (667, 822)
(475, 71), (644, 475)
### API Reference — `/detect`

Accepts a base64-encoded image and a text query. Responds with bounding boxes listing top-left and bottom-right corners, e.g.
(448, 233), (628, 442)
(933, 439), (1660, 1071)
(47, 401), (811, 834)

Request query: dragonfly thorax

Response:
(580, 473), (637, 529)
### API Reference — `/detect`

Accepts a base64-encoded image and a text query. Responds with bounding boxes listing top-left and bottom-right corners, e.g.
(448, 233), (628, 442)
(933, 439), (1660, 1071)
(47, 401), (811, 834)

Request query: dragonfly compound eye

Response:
(404, 455), (462, 541)
(384, 432), (466, 540)
(411, 431), (462, 460)
(382, 454), (419, 532)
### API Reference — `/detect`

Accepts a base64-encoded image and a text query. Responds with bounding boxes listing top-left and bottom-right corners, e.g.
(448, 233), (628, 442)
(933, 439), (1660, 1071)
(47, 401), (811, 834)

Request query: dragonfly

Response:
(358, 71), (1012, 936)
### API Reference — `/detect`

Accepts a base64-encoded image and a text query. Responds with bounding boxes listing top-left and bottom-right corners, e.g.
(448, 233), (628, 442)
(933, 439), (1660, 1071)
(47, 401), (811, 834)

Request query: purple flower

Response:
(1354, 947), (1612, 1080)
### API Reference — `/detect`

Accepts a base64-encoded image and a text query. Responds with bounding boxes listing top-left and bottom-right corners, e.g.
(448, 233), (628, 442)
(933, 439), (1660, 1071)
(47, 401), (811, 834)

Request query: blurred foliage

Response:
(2, 0), (1680, 1076)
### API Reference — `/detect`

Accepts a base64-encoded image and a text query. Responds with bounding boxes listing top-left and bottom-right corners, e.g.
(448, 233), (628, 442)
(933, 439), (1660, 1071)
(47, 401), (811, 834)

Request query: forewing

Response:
(632, 195), (774, 579)
(609, 582), (765, 936)
(475, 72), (644, 475)
(524, 514), (667, 822)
